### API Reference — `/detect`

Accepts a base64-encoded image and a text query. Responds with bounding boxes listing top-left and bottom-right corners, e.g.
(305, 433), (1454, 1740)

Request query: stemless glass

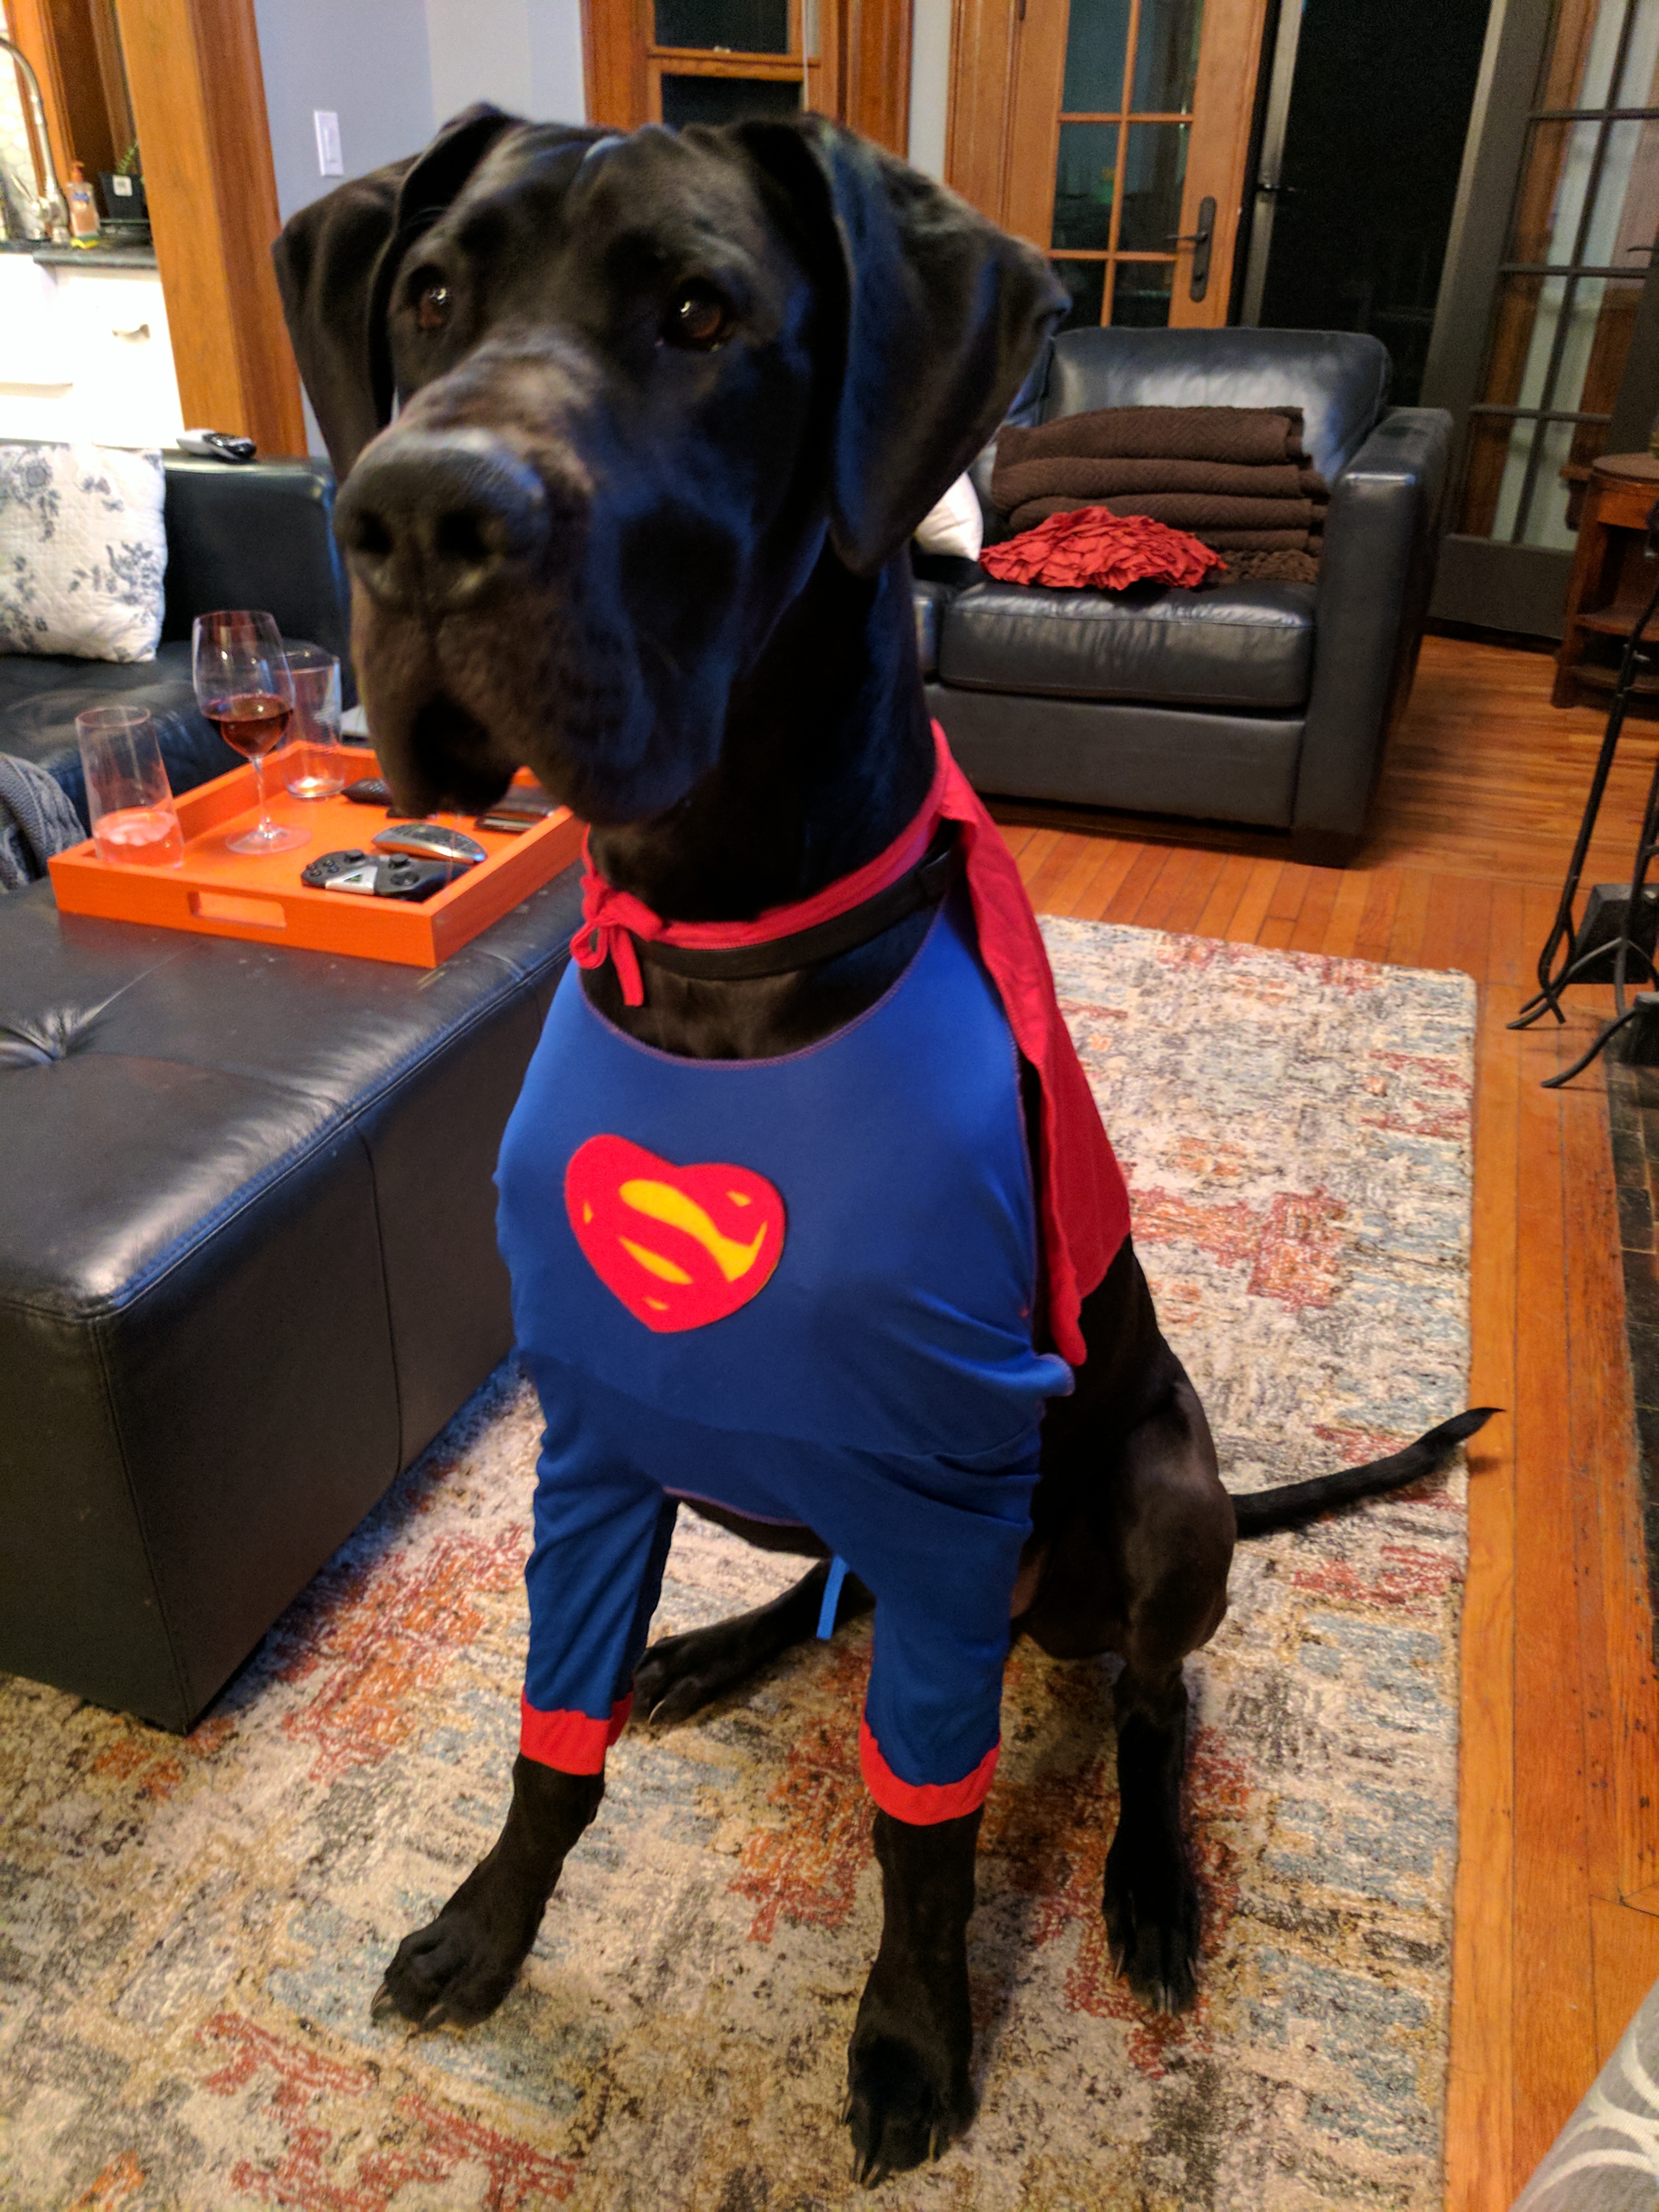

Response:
(192, 609), (308, 856)
(74, 705), (184, 867)
(280, 640), (345, 799)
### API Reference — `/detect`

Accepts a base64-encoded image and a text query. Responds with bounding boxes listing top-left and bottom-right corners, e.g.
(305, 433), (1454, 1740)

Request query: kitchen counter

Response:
(0, 240), (157, 269)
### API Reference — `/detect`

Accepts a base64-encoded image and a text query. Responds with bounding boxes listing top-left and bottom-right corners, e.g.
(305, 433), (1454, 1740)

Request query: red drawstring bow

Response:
(567, 723), (1131, 1365)
(571, 738), (950, 1009)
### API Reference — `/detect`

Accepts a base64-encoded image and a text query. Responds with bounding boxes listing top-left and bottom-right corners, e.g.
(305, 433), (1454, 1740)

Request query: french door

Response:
(1426, 0), (1659, 634)
(945, 0), (1269, 328)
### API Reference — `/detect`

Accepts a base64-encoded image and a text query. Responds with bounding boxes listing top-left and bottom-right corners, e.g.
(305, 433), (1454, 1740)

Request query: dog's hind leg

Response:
(1023, 1365), (1235, 2013)
(635, 1559), (873, 1724)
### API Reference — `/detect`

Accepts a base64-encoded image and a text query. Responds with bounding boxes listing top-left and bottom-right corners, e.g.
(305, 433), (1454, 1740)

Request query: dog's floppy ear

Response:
(272, 103), (522, 476)
(737, 116), (1066, 576)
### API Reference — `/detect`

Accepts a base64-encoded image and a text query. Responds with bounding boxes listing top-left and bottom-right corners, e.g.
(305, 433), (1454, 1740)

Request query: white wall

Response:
(253, 0), (437, 224)
(907, 0), (951, 180)
(526, 0), (589, 127)
(254, 0), (587, 233)
(254, 0), (588, 452)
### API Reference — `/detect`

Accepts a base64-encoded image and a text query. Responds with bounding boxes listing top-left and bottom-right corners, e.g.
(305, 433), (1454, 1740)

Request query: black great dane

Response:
(274, 107), (1492, 2184)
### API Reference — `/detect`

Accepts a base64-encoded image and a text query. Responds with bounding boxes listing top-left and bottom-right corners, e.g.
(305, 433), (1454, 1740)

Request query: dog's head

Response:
(274, 109), (1061, 821)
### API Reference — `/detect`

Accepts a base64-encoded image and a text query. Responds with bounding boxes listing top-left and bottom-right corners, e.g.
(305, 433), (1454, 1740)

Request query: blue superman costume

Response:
(495, 728), (1131, 1821)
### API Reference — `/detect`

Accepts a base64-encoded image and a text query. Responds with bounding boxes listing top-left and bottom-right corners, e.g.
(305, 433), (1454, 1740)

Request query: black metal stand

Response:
(1511, 504), (1659, 1088)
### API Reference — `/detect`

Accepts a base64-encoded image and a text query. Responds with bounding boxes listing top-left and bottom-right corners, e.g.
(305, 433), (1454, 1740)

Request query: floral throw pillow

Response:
(0, 442), (167, 662)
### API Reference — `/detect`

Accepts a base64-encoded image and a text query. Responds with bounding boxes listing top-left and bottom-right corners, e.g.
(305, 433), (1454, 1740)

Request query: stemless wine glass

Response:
(279, 641), (345, 799)
(192, 609), (309, 856)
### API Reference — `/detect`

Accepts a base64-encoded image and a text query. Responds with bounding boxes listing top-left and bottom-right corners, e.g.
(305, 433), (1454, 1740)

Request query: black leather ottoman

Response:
(0, 868), (582, 1731)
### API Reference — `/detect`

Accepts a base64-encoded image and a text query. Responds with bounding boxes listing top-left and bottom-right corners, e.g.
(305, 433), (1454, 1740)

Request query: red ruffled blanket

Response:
(981, 508), (1225, 591)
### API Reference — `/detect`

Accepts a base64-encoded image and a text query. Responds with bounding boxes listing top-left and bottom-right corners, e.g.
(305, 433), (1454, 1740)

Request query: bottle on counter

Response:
(66, 163), (100, 243)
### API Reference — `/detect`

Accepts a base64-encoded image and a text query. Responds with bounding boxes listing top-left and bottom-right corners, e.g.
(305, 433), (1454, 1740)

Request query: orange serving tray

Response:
(48, 746), (585, 968)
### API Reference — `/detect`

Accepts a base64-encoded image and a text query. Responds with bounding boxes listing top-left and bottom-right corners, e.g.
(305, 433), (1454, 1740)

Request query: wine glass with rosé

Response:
(192, 609), (308, 855)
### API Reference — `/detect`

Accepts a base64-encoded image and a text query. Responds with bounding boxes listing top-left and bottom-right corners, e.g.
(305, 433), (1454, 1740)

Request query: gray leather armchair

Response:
(919, 327), (1451, 864)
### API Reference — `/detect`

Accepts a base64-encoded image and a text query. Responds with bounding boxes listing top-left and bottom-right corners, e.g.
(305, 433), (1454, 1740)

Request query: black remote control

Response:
(343, 778), (395, 805)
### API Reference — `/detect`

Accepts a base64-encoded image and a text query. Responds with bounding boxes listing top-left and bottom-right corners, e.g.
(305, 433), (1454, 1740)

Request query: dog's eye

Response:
(663, 284), (733, 352)
(416, 281), (452, 334)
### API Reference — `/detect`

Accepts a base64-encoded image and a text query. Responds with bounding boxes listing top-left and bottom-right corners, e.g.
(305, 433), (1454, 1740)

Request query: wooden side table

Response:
(1554, 451), (1659, 707)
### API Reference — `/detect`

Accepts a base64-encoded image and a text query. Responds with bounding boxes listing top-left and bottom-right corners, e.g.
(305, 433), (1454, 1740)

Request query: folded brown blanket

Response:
(1008, 491), (1321, 533)
(996, 404), (1309, 469)
(1006, 495), (1322, 550)
(1225, 549), (1321, 584)
(992, 404), (1331, 558)
(994, 454), (1324, 508)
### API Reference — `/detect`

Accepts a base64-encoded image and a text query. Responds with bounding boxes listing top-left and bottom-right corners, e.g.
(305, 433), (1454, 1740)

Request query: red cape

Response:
(572, 725), (1131, 1365)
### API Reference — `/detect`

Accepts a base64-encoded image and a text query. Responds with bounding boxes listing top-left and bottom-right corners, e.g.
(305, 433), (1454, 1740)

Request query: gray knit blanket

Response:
(0, 754), (86, 891)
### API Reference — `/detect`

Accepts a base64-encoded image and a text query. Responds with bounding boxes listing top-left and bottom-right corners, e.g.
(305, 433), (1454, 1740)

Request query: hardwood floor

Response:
(996, 631), (1659, 2208)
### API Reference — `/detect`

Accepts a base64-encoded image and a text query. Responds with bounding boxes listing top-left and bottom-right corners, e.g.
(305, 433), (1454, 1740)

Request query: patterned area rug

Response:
(1, 922), (1477, 2212)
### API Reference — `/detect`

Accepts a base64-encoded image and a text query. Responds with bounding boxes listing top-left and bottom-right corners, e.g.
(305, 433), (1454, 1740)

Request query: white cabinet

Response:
(0, 253), (185, 448)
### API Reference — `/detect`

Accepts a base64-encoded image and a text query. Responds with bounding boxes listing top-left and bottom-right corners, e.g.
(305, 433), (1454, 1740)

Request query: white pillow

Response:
(914, 472), (984, 561)
(0, 442), (167, 662)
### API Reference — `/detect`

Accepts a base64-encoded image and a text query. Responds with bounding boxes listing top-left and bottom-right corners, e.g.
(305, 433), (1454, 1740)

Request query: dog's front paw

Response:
(844, 1973), (974, 2184)
(370, 1867), (543, 2029)
(1101, 1828), (1199, 2013)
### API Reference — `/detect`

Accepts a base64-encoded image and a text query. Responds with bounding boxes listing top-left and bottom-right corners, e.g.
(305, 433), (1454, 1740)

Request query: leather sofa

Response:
(0, 870), (583, 1731)
(919, 328), (1452, 864)
(0, 454), (353, 825)
(0, 452), (585, 1732)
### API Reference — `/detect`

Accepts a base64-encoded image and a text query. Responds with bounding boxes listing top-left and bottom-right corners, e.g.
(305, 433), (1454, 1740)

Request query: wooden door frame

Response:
(111, 0), (304, 456)
(944, 0), (1269, 328)
(583, 0), (908, 151)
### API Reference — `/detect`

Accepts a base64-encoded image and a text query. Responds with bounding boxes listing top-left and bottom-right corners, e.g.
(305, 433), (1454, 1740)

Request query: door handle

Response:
(1167, 196), (1216, 302)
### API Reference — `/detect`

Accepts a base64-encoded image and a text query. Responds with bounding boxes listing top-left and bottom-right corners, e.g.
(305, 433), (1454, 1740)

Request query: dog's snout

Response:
(336, 430), (551, 614)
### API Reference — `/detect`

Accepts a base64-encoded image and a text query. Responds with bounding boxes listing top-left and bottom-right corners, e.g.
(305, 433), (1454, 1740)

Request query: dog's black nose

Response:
(336, 430), (550, 613)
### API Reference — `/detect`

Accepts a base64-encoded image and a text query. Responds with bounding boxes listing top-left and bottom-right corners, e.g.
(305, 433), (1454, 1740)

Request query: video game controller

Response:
(301, 848), (372, 888)
(372, 855), (463, 901)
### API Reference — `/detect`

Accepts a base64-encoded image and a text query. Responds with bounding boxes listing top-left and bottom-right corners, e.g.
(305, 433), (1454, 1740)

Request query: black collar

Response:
(633, 822), (961, 984)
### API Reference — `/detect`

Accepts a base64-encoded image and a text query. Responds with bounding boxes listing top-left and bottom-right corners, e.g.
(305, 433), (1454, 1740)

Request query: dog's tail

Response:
(1229, 1407), (1499, 1538)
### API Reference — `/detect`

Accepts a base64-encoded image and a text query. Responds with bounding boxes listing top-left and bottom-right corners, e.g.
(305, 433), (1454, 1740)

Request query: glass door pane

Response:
(654, 0), (790, 48)
(659, 74), (802, 122)
(1049, 0), (1193, 329)
(649, 0), (804, 130)
(1457, 0), (1659, 549)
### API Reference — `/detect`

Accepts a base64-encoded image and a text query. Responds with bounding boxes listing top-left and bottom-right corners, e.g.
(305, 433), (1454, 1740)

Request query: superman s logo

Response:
(564, 1134), (786, 1331)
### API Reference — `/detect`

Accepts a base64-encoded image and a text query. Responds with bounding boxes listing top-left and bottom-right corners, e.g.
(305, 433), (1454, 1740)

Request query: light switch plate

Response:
(314, 110), (343, 177)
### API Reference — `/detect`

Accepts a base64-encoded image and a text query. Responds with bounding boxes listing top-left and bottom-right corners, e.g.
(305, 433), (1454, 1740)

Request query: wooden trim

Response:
(943, 0), (1019, 220)
(4, 0), (134, 193)
(5, 0), (74, 182)
(585, 0), (648, 127)
(650, 51), (804, 75)
(112, 0), (305, 456)
(842, 0), (910, 154)
(1001, 0), (1069, 246)
(1170, 0), (1270, 328)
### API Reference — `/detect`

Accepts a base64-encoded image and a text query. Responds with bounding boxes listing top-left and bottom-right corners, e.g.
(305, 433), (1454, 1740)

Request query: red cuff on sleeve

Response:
(858, 1716), (999, 1823)
(519, 1691), (633, 1773)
